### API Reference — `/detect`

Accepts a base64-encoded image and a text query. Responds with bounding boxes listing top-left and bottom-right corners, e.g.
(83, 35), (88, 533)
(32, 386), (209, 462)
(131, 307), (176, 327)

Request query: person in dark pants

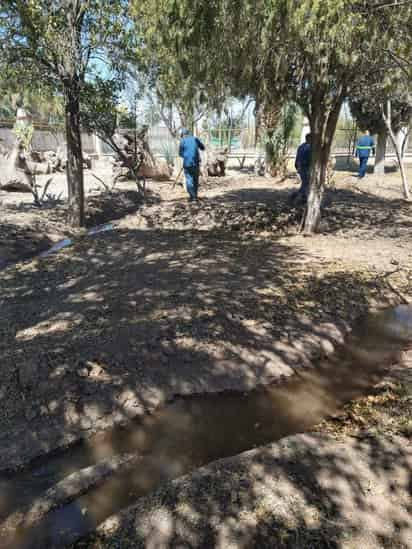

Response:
(356, 131), (375, 178)
(291, 133), (312, 203)
(179, 128), (205, 201)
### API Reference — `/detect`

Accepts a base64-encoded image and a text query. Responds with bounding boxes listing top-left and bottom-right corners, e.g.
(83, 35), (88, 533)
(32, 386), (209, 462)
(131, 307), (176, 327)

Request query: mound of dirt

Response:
(136, 198), (302, 234)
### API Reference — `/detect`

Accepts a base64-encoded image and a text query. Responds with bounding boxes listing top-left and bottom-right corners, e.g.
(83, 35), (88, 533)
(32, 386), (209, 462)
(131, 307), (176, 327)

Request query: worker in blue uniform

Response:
(291, 133), (312, 203)
(179, 128), (205, 201)
(356, 131), (375, 178)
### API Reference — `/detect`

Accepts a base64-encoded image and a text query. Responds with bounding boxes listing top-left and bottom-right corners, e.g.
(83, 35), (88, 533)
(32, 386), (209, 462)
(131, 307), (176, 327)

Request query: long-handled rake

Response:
(172, 167), (184, 190)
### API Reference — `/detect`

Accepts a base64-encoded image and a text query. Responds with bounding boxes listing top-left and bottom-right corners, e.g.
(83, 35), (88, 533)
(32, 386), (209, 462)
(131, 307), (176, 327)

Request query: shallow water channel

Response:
(2, 306), (412, 548)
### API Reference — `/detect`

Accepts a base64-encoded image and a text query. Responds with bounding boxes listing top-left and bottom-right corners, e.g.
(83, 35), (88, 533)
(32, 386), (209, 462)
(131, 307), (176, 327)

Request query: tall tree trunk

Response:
(401, 127), (410, 158)
(303, 94), (344, 234)
(65, 85), (85, 227)
(382, 100), (410, 200)
(265, 129), (276, 176)
(374, 129), (387, 176)
(254, 102), (261, 148)
(303, 141), (331, 233)
(388, 127), (410, 200)
(261, 103), (281, 176)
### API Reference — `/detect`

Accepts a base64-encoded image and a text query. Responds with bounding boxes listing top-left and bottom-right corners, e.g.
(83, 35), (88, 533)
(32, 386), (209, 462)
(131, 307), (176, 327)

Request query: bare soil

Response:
(0, 169), (146, 269)
(73, 432), (412, 549)
(1, 163), (412, 547)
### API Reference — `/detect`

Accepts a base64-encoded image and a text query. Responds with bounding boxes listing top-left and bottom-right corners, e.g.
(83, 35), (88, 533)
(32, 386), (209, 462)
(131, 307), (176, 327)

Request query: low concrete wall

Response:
(0, 127), (97, 154)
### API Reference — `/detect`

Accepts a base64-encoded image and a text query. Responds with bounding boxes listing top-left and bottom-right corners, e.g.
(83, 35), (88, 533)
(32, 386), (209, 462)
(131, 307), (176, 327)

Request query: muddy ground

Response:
(0, 161), (411, 547)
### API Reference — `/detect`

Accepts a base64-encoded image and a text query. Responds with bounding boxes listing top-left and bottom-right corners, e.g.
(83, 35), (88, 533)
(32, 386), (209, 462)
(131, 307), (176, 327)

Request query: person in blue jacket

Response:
(356, 131), (375, 178)
(291, 133), (312, 203)
(179, 128), (205, 201)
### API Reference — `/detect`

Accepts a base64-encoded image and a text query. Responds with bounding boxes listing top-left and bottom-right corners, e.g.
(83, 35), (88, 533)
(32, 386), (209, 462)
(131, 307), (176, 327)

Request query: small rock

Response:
(77, 368), (89, 378)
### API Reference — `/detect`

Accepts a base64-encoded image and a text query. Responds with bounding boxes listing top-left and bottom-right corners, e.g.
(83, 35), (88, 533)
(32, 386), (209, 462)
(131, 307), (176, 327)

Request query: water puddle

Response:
(2, 306), (412, 548)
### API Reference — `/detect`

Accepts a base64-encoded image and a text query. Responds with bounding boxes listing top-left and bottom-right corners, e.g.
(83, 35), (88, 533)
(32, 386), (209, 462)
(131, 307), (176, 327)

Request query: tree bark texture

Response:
(65, 85), (85, 227)
(303, 143), (331, 233)
(260, 103), (281, 176)
(382, 100), (410, 200)
(265, 129), (276, 176)
(303, 93), (344, 234)
(374, 129), (387, 176)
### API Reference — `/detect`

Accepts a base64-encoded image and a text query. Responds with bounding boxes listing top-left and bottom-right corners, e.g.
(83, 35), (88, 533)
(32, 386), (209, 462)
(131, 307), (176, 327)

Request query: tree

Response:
(0, 75), (64, 124)
(1, 1), (131, 227)
(263, 103), (299, 177)
(382, 98), (412, 199)
(130, 2), (374, 231)
(81, 77), (146, 193)
(350, 93), (412, 178)
(132, 0), (227, 136)
(276, 2), (373, 232)
(349, 0), (412, 195)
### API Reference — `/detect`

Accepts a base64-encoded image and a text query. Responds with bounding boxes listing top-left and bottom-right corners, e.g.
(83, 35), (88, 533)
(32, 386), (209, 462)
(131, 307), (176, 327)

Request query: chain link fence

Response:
(1, 119), (411, 163)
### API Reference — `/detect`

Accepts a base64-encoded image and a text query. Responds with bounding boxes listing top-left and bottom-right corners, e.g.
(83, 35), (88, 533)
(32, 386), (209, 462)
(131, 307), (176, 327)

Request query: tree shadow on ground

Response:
(2, 189), (154, 229)
(0, 223), (54, 270)
(0, 224), (393, 480)
(0, 189), (158, 268)
(321, 187), (412, 238)
(85, 190), (159, 228)
(0, 214), (407, 547)
(1, 200), (66, 222)
(209, 183), (412, 239)
(218, 186), (294, 205)
(79, 431), (411, 549)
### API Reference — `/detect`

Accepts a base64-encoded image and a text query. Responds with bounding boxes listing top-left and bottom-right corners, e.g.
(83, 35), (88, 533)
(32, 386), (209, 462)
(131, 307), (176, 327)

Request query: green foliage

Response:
(265, 103), (298, 176)
(0, 75), (64, 124)
(0, 1), (133, 123)
(1, 1), (131, 84)
(350, 93), (412, 135)
(81, 78), (121, 143)
(0, 0), (135, 226)
(13, 120), (34, 151)
(131, 0), (226, 130)
(348, 3), (412, 135)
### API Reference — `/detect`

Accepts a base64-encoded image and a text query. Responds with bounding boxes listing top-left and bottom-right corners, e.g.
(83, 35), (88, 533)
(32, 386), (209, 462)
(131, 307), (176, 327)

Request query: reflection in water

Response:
(4, 306), (412, 549)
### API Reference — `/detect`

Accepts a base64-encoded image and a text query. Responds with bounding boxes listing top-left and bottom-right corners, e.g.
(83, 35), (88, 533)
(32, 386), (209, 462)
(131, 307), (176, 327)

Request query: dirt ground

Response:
(1, 161), (412, 547)
(74, 432), (412, 549)
(0, 163), (145, 269)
